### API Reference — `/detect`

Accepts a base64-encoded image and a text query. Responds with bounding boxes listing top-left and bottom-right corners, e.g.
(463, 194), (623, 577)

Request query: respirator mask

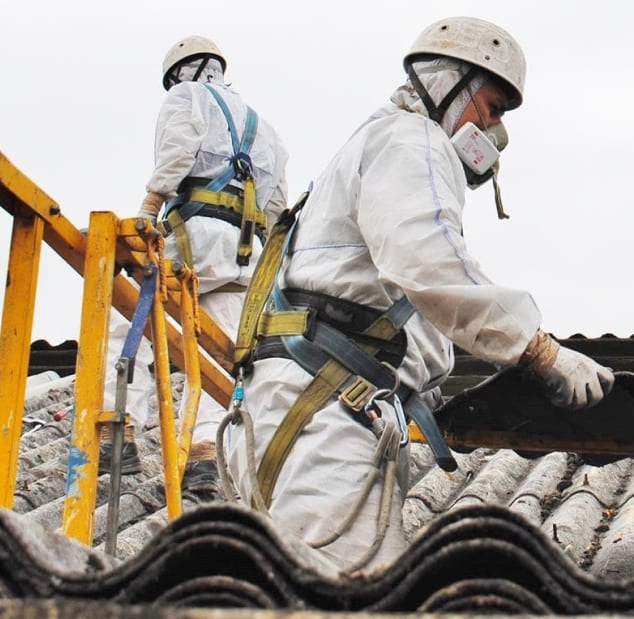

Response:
(451, 121), (508, 188)
(451, 120), (510, 219)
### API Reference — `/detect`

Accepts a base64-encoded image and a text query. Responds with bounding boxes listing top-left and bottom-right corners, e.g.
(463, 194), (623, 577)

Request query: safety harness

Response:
(158, 84), (266, 267)
(231, 192), (457, 510)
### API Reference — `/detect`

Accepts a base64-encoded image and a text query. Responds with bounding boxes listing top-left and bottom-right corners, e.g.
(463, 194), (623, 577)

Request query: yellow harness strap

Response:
(237, 177), (258, 266)
(257, 359), (353, 506)
(189, 187), (267, 228)
(256, 310), (311, 338)
(233, 192), (310, 368)
(160, 187), (267, 271)
(256, 310), (400, 508)
(166, 208), (194, 268)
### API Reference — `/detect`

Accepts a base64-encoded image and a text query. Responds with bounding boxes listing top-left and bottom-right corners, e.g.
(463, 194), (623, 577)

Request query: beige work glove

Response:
(520, 330), (614, 409)
(136, 191), (165, 226)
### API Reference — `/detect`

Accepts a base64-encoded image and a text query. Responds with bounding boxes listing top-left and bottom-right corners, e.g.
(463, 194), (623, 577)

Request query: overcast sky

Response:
(1, 0), (632, 345)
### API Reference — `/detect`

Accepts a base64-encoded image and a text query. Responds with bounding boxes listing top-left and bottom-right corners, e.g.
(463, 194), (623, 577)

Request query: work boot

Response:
(182, 441), (220, 501)
(99, 424), (143, 475)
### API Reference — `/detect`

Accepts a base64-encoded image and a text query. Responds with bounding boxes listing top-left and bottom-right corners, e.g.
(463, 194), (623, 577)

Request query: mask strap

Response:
(492, 167), (509, 219)
(467, 81), (492, 134)
(165, 56), (214, 90)
(407, 64), (477, 124)
(165, 68), (179, 89)
(191, 56), (210, 82)
(467, 82), (510, 219)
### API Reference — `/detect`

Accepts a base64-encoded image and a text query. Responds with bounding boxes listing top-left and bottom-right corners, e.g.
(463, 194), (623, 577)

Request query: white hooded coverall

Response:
(106, 81), (288, 439)
(227, 84), (541, 573)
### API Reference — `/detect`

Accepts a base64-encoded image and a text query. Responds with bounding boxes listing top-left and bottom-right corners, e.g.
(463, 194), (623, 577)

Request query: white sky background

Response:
(0, 0), (632, 345)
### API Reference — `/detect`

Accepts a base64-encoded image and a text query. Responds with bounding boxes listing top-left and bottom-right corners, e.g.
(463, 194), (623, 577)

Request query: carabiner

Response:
(393, 394), (410, 447)
(380, 361), (400, 400)
(363, 387), (391, 421)
(232, 152), (254, 181)
(231, 366), (246, 424)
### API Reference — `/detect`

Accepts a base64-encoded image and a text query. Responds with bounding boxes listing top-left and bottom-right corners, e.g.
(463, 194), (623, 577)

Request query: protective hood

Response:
(169, 57), (225, 87)
(391, 57), (485, 136)
(390, 60), (511, 218)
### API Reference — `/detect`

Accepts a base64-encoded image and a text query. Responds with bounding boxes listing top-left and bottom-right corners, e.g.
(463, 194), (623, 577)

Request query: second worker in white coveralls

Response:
(101, 35), (288, 496)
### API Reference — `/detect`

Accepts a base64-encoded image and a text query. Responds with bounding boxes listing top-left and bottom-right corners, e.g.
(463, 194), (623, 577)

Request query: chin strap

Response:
(465, 163), (510, 220)
(407, 63), (477, 124)
(492, 165), (510, 220)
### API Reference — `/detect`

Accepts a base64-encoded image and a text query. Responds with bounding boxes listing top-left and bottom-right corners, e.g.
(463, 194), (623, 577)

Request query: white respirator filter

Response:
(450, 121), (500, 174)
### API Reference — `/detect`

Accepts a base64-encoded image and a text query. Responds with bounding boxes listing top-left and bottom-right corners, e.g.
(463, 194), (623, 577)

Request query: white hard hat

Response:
(162, 35), (227, 89)
(404, 17), (526, 109)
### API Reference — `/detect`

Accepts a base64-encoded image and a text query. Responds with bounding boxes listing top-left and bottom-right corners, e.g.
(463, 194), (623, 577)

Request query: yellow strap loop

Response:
(233, 207), (302, 368)
(189, 188), (267, 228)
(190, 188), (242, 210)
(166, 209), (194, 269)
(237, 177), (258, 265)
(256, 310), (311, 338)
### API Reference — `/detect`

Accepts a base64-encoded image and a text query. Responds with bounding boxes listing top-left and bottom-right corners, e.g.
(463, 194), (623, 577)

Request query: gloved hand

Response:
(136, 191), (164, 226)
(520, 330), (614, 409)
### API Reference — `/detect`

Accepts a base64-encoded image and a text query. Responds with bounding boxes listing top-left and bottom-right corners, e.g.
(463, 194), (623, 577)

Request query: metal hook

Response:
(380, 362), (400, 400)
(365, 388), (392, 410)
(231, 366), (246, 425)
(362, 363), (400, 418)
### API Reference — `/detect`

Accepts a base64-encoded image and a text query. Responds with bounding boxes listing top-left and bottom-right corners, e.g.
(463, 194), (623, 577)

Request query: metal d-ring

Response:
(362, 363), (402, 421)
(379, 362), (400, 400)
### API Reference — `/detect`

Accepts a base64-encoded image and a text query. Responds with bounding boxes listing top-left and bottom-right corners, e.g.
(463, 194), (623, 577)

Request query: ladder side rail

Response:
(0, 207), (44, 507)
(62, 211), (117, 545)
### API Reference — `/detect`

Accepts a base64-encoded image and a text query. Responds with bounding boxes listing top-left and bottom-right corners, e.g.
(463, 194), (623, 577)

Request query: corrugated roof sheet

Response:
(1, 334), (633, 613)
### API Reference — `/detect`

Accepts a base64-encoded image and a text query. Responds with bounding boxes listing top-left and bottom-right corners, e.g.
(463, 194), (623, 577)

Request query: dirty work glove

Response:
(520, 329), (614, 409)
(136, 191), (164, 226)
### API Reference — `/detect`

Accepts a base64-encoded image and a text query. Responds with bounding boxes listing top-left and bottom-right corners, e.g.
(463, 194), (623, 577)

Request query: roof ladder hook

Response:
(105, 263), (157, 557)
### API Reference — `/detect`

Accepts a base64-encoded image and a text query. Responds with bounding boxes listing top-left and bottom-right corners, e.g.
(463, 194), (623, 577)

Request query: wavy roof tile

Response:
(1, 334), (633, 613)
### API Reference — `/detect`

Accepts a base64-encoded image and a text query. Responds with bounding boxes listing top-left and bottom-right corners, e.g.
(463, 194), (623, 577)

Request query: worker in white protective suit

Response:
(101, 35), (288, 496)
(226, 16), (614, 574)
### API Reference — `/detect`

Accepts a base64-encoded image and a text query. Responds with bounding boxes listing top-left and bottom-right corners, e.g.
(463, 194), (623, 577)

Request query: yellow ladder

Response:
(0, 150), (235, 546)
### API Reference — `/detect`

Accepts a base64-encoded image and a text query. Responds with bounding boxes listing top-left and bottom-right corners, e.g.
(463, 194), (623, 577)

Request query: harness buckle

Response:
(339, 377), (377, 412)
(231, 367), (246, 425)
(232, 152), (254, 181)
(156, 219), (172, 237)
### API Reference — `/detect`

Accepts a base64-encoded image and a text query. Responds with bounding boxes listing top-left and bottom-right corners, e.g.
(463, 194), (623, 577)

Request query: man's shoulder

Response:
(362, 105), (439, 141)
(362, 104), (433, 133)
(167, 81), (241, 101)
(200, 82), (244, 102)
